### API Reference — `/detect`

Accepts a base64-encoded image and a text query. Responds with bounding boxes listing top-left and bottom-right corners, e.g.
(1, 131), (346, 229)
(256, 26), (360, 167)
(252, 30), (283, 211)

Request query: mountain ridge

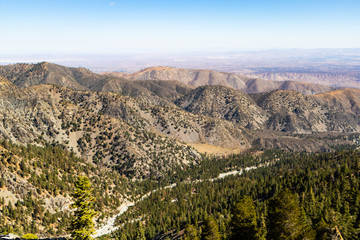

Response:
(0, 63), (336, 95)
(119, 66), (335, 94)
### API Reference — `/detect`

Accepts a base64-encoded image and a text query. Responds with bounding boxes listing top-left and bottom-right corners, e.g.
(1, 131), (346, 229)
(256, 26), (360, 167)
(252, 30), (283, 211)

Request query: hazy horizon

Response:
(1, 48), (360, 75)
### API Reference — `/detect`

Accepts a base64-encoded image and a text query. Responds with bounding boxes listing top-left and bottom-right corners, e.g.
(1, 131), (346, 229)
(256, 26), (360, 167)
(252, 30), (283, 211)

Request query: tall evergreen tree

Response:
(229, 196), (259, 240)
(267, 188), (315, 240)
(135, 222), (146, 240)
(201, 216), (221, 240)
(184, 224), (200, 240)
(0, 178), (5, 188)
(69, 176), (97, 240)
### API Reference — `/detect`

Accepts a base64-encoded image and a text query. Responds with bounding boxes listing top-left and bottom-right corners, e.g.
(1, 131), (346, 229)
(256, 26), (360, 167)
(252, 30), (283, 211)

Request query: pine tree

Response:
(69, 176), (97, 240)
(229, 196), (259, 240)
(135, 222), (146, 240)
(201, 216), (221, 240)
(0, 178), (5, 188)
(184, 224), (199, 240)
(267, 188), (315, 240)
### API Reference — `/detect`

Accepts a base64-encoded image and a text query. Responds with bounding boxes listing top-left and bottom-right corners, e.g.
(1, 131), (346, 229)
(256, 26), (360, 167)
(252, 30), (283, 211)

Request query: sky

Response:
(1, 0), (360, 55)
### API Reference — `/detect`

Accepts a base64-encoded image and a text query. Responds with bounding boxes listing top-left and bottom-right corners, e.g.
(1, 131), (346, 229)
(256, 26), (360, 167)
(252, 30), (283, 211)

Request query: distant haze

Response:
(1, 49), (360, 74)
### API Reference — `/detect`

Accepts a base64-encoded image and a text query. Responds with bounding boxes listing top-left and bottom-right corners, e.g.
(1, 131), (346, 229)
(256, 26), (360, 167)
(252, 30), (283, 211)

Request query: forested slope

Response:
(107, 148), (360, 240)
(0, 141), (160, 236)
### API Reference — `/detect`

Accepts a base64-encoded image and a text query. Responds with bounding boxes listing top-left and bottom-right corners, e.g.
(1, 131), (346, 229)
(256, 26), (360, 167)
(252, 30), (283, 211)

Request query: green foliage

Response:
(267, 189), (315, 240)
(229, 196), (258, 240)
(70, 176), (97, 240)
(134, 222), (146, 240)
(0, 139), (155, 236)
(22, 233), (38, 239)
(114, 149), (360, 240)
(184, 224), (200, 240)
(1, 133), (360, 239)
(201, 216), (221, 240)
(0, 178), (4, 188)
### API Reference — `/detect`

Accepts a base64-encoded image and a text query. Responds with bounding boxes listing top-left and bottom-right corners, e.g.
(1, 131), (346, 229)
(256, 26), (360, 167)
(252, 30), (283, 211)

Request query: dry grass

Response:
(316, 88), (360, 97)
(187, 142), (246, 156)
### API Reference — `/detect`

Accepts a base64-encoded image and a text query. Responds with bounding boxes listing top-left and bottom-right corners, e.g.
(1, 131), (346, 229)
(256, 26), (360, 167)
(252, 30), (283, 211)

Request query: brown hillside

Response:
(122, 66), (334, 94)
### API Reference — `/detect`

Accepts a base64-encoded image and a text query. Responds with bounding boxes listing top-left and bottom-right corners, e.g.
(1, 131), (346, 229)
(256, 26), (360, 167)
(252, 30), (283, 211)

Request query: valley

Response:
(0, 62), (359, 239)
(94, 159), (274, 238)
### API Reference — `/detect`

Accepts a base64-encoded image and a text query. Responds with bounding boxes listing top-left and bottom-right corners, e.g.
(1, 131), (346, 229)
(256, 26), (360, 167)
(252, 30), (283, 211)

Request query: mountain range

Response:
(0, 62), (359, 178)
(114, 66), (335, 94)
(1, 61), (360, 237)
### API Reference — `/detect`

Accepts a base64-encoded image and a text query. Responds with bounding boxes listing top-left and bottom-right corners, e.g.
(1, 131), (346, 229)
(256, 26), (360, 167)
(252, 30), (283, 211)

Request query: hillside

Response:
(121, 66), (334, 94)
(0, 80), (259, 178)
(91, 78), (193, 104)
(174, 85), (360, 134)
(0, 84), (210, 179)
(0, 63), (194, 105)
(0, 63), (359, 157)
(175, 85), (268, 129)
(0, 141), (129, 236)
(245, 71), (360, 88)
(0, 62), (101, 90)
(0, 62), (335, 97)
(252, 90), (360, 133)
(110, 149), (360, 240)
(315, 88), (360, 115)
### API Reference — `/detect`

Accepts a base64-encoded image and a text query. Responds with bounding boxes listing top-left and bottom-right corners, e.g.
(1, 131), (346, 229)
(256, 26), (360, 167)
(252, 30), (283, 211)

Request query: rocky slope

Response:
(315, 88), (360, 115)
(175, 85), (268, 129)
(0, 62), (101, 89)
(1, 62), (360, 238)
(0, 79), (256, 178)
(0, 63), (194, 106)
(0, 84), (204, 178)
(0, 141), (128, 236)
(0, 62), (359, 162)
(174, 85), (360, 134)
(252, 90), (360, 133)
(92, 78), (193, 105)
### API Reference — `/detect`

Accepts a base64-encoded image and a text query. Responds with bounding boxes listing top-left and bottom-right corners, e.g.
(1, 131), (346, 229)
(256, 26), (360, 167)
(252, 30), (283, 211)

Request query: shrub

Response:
(22, 233), (38, 239)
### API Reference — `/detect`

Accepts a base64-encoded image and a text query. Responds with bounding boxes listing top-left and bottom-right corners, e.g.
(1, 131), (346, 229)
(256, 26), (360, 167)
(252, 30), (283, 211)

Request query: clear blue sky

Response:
(1, 0), (360, 54)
